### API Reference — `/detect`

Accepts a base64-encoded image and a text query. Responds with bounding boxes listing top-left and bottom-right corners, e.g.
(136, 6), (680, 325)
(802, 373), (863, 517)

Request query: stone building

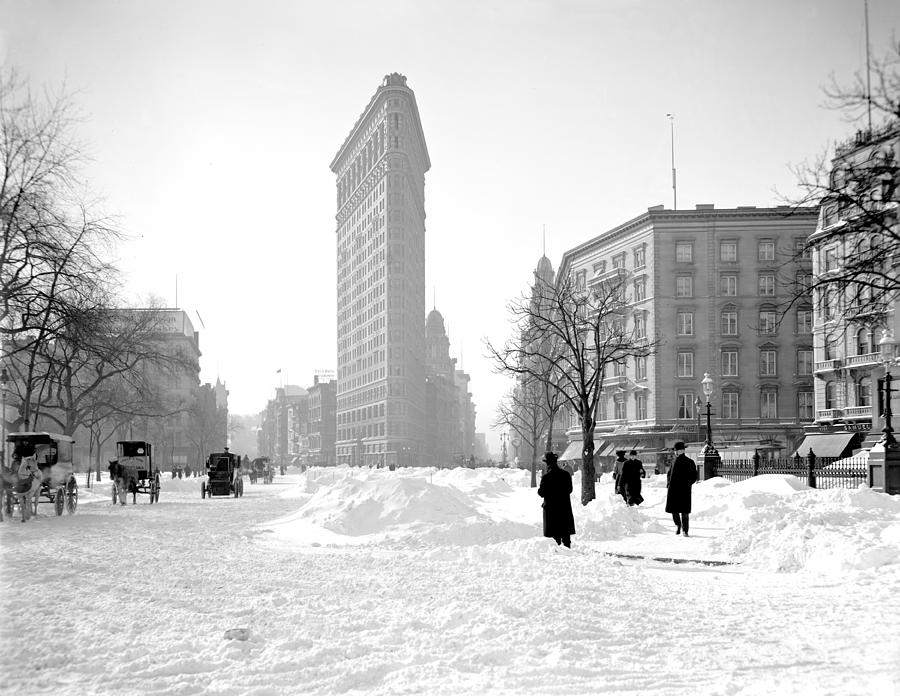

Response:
(556, 205), (819, 472)
(331, 73), (430, 467)
(307, 375), (337, 467)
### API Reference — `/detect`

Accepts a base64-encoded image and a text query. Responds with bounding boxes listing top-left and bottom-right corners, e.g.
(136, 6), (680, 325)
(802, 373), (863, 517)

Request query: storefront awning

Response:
(559, 440), (583, 461)
(792, 432), (856, 459)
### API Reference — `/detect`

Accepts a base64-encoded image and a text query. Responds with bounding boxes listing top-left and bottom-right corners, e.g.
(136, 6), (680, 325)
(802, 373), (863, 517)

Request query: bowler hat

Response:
(629, 450), (638, 456)
(674, 441), (686, 451)
(615, 450), (626, 457)
(542, 451), (558, 464)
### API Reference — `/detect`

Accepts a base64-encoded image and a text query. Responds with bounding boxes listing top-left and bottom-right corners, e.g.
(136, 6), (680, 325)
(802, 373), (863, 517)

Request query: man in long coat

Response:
(619, 450), (646, 506)
(665, 441), (698, 536)
(612, 450), (627, 501)
(538, 452), (576, 548)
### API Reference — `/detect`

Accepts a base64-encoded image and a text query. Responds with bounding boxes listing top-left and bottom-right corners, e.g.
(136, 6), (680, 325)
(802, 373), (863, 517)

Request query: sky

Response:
(1, 466), (898, 694)
(2, 0), (899, 450)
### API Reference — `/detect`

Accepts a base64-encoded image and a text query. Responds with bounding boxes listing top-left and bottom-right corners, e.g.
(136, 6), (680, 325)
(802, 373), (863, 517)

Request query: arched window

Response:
(856, 328), (874, 356)
(825, 381), (838, 410)
(857, 377), (872, 407)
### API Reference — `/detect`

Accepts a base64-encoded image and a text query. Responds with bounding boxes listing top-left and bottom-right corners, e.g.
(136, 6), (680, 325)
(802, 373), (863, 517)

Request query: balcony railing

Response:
(843, 405), (873, 420)
(814, 359), (842, 373)
(816, 408), (843, 421)
(844, 352), (881, 368)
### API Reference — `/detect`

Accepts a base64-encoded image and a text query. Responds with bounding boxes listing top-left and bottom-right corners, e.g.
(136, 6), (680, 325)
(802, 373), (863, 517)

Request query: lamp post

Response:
(694, 395), (703, 445)
(701, 372), (719, 479)
(500, 432), (508, 468)
(878, 330), (897, 446)
(0, 366), (8, 469)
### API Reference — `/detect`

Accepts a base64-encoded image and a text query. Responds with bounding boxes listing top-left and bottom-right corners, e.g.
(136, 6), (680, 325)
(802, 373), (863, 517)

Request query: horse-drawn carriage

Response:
(202, 448), (244, 498)
(108, 440), (160, 505)
(3, 432), (78, 520)
(248, 457), (273, 485)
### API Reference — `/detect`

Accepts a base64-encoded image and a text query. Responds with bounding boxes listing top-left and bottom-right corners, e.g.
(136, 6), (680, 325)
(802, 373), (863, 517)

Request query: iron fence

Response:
(712, 451), (868, 490)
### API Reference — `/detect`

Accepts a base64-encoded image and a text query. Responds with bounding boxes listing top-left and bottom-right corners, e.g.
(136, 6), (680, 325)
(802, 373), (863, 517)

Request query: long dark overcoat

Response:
(538, 464), (576, 538)
(619, 458), (645, 506)
(665, 453), (698, 513)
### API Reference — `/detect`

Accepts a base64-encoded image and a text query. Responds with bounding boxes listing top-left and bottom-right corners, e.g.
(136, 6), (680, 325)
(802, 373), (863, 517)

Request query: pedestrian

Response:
(620, 450), (646, 506)
(612, 450), (627, 501)
(665, 441), (698, 536)
(537, 451), (576, 548)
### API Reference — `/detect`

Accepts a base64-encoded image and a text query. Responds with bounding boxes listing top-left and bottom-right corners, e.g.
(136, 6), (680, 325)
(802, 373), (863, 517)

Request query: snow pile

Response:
(703, 476), (900, 573)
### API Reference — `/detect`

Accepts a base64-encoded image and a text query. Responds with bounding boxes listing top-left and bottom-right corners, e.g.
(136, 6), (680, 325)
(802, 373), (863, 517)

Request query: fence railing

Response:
(712, 451), (868, 490)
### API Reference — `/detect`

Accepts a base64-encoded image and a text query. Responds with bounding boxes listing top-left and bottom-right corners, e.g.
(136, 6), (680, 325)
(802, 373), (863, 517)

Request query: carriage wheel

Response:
(54, 487), (65, 516)
(238, 478), (244, 497)
(201, 481), (206, 499)
(66, 480), (78, 514)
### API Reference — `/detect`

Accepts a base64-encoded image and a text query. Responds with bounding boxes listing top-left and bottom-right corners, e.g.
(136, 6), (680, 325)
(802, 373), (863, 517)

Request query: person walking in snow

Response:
(537, 451), (576, 548)
(619, 450), (646, 506)
(612, 450), (627, 501)
(665, 441), (698, 536)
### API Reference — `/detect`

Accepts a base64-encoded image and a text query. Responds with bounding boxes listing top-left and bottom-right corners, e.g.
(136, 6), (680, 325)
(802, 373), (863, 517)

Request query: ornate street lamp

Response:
(701, 372), (719, 478)
(878, 330), (897, 446)
(0, 366), (8, 469)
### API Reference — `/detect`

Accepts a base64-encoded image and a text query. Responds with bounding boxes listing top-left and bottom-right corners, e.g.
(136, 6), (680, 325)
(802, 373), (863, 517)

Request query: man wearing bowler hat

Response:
(665, 441), (698, 536)
(537, 451), (576, 548)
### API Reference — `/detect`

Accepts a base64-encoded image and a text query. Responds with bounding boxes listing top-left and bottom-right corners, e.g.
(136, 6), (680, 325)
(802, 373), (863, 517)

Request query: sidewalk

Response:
(592, 477), (735, 567)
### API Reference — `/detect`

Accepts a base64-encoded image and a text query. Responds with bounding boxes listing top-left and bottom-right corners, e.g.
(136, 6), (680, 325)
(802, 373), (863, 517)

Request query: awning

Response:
(792, 433), (856, 459)
(597, 441), (617, 457)
(559, 441), (583, 461)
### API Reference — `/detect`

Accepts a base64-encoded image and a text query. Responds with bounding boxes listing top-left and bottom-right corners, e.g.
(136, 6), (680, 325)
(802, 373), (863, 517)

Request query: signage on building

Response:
(314, 369), (336, 381)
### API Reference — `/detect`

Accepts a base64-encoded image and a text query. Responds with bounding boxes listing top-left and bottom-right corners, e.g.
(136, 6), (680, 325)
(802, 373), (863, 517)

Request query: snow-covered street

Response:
(1, 467), (899, 696)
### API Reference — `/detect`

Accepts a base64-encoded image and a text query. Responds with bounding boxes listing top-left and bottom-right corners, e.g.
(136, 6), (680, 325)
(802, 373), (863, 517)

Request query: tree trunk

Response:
(530, 450), (538, 488)
(580, 417), (596, 506)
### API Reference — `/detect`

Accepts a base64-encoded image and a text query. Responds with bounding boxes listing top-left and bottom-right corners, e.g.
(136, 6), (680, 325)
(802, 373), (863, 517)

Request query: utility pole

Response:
(667, 113), (677, 209)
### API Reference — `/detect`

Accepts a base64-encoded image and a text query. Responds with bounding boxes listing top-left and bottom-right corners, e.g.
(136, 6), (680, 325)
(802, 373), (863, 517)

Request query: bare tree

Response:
(488, 272), (657, 505)
(784, 41), (900, 329)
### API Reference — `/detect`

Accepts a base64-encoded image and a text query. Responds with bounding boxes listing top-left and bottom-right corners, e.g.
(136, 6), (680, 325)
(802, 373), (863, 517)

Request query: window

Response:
(721, 310), (738, 336)
(799, 392), (814, 420)
(614, 399), (627, 421)
(797, 349), (813, 376)
(761, 391), (778, 419)
(677, 351), (694, 377)
(758, 274), (775, 296)
(612, 253), (626, 269)
(614, 360), (626, 377)
(824, 381), (838, 410)
(824, 247), (838, 271)
(796, 272), (812, 292)
(576, 270), (586, 290)
(676, 311), (694, 335)
(676, 275), (693, 297)
(597, 399), (608, 421)
(795, 237), (812, 260)
(857, 377), (872, 407)
(635, 393), (647, 420)
(634, 313), (646, 339)
(677, 393), (696, 419)
(822, 205), (839, 228)
(824, 339), (838, 361)
(758, 240), (775, 261)
(720, 241), (737, 262)
(759, 310), (777, 334)
(796, 309), (813, 334)
(633, 245), (646, 269)
(635, 355), (647, 380)
(760, 349), (777, 376)
(822, 287), (838, 320)
(720, 275), (737, 296)
(676, 242), (693, 263)
(856, 328), (875, 356)
(593, 260), (607, 274)
(721, 350), (738, 377)
(723, 391), (739, 419)
(634, 277), (646, 301)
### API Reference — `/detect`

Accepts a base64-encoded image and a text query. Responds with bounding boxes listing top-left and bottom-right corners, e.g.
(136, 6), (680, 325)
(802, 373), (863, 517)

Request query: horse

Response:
(0, 457), (43, 522)
(108, 460), (137, 505)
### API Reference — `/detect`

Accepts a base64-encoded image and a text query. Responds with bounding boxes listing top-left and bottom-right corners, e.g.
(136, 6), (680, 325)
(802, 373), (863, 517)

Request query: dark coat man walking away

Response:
(620, 450), (646, 506)
(538, 452), (576, 548)
(665, 442), (698, 536)
(612, 450), (627, 501)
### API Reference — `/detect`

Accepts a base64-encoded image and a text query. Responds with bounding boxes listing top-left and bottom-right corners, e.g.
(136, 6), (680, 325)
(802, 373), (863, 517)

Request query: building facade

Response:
(307, 375), (337, 467)
(556, 205), (819, 471)
(331, 73), (430, 468)
(805, 121), (900, 457)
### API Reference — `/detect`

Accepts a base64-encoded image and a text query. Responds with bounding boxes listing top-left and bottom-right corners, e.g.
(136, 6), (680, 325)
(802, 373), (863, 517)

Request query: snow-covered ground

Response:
(1, 466), (898, 696)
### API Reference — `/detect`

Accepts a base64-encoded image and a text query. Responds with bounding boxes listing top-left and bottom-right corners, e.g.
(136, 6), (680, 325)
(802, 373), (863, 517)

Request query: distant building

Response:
(307, 375), (337, 467)
(258, 386), (308, 467)
(331, 72), (430, 467)
(424, 308), (460, 467)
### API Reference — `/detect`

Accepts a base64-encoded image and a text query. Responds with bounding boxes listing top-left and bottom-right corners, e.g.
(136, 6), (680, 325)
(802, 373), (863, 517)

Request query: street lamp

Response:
(694, 395), (703, 444)
(878, 330), (897, 445)
(0, 366), (8, 469)
(700, 372), (719, 478)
